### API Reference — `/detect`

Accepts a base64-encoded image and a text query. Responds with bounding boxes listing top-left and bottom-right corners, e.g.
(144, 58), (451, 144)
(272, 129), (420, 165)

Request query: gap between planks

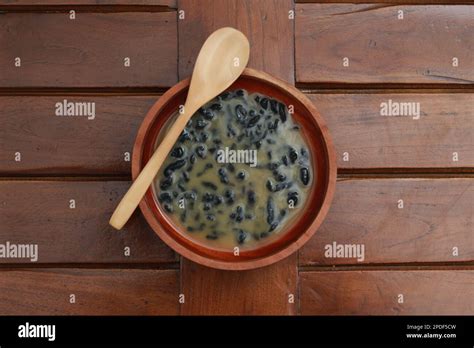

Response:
(295, 0), (474, 4)
(0, 87), (473, 96)
(0, 87), (167, 96)
(298, 84), (474, 93)
(1, 171), (473, 181)
(0, 262), (180, 270)
(299, 262), (474, 272)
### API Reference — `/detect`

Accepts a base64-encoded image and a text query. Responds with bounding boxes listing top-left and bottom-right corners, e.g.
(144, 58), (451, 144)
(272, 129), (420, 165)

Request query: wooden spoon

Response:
(110, 27), (250, 230)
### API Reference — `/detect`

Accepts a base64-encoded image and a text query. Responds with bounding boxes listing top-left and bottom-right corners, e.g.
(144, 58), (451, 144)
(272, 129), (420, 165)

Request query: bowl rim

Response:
(132, 68), (337, 270)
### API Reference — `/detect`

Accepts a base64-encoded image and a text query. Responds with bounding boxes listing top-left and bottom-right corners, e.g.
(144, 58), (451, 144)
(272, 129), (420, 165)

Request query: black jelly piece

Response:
(163, 203), (173, 213)
(158, 192), (173, 203)
(206, 214), (216, 221)
(281, 155), (289, 166)
(266, 179), (275, 192)
(267, 162), (279, 171)
(287, 191), (299, 206)
(182, 171), (190, 182)
(266, 197), (275, 224)
(171, 146), (184, 158)
(260, 98), (269, 110)
(236, 171), (246, 180)
(159, 176), (173, 190)
(274, 171), (287, 182)
(195, 145), (207, 158)
(227, 124), (237, 137)
(300, 167), (310, 185)
(213, 195), (224, 205)
(278, 102), (287, 123)
(247, 115), (260, 128)
(237, 229), (247, 244)
(184, 191), (196, 200)
(218, 168), (229, 184)
(247, 190), (256, 205)
(270, 99), (278, 114)
(202, 181), (218, 190)
(179, 129), (192, 143)
(177, 182), (186, 192)
(219, 91), (231, 100)
(289, 147), (298, 163)
(164, 159), (186, 177)
(206, 233), (218, 240)
(199, 132), (209, 142)
(201, 109), (215, 120)
(210, 103), (223, 111)
(195, 119), (209, 129)
(235, 104), (247, 123)
(269, 222), (279, 232)
(235, 89), (245, 97)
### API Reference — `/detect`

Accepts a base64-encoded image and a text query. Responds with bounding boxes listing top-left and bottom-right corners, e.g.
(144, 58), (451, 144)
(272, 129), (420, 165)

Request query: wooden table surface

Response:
(0, 0), (472, 315)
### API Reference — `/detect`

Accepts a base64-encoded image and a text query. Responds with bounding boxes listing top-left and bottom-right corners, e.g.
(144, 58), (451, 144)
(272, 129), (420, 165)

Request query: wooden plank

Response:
(2, 94), (471, 175)
(180, 254), (297, 315)
(0, 269), (179, 315)
(0, 96), (156, 175)
(0, 181), (176, 263)
(296, 5), (474, 84)
(300, 270), (474, 315)
(300, 178), (473, 265)
(309, 93), (474, 169)
(1, 94), (472, 175)
(0, 12), (177, 87)
(178, 0), (297, 315)
(296, 0), (472, 3)
(0, 0), (176, 6)
(178, 0), (294, 83)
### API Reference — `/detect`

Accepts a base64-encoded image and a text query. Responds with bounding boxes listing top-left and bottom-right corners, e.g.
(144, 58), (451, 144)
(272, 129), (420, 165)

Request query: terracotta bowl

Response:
(133, 68), (336, 270)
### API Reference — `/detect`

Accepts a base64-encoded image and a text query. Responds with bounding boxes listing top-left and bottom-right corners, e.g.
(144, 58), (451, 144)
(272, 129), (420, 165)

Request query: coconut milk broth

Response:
(153, 89), (313, 250)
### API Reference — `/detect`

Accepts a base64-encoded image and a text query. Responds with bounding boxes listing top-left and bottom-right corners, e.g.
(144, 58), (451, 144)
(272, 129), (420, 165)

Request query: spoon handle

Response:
(109, 111), (192, 230)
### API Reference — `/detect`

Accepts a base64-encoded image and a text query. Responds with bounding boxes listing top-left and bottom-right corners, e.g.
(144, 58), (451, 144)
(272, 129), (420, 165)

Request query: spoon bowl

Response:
(109, 27), (250, 230)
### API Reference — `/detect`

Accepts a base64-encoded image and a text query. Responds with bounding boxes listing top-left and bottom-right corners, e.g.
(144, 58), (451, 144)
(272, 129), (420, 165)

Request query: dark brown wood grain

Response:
(0, 269), (179, 314)
(0, 0), (471, 317)
(178, 0), (294, 83)
(0, 12), (177, 87)
(300, 270), (474, 315)
(300, 178), (473, 265)
(0, 96), (157, 175)
(0, 181), (176, 263)
(296, 4), (474, 84)
(180, 254), (297, 315)
(309, 93), (474, 169)
(177, 0), (299, 315)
